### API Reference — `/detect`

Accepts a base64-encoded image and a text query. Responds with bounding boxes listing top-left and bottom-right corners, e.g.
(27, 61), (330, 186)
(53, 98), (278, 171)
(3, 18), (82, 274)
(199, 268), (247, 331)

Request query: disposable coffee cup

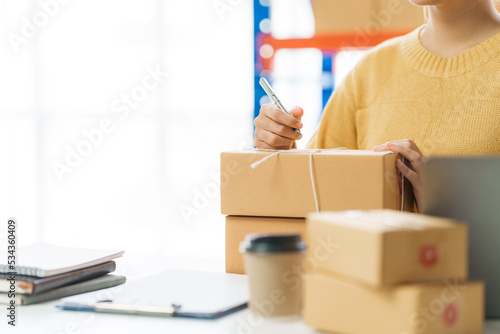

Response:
(240, 233), (306, 317)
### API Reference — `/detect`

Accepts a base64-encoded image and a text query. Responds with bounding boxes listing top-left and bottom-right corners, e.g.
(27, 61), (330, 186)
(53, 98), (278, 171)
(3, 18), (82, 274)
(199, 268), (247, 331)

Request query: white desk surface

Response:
(2, 256), (500, 334)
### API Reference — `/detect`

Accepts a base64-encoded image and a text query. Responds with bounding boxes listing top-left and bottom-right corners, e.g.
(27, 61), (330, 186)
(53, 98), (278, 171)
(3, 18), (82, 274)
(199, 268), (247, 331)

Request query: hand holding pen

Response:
(254, 78), (304, 150)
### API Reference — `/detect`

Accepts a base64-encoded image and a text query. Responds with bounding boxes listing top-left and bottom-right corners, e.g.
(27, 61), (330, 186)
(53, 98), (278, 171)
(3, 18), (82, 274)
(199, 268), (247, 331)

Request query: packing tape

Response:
(401, 157), (406, 212)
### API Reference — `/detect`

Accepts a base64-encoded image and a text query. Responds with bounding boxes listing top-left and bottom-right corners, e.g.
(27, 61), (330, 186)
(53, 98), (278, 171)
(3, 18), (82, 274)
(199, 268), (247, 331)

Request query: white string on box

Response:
(249, 148), (407, 213)
(401, 156), (405, 212)
(309, 152), (319, 213)
(249, 148), (347, 213)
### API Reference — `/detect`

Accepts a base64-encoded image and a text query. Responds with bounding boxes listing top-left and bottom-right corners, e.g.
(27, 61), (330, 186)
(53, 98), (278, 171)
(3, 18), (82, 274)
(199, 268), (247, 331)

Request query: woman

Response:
(254, 0), (500, 208)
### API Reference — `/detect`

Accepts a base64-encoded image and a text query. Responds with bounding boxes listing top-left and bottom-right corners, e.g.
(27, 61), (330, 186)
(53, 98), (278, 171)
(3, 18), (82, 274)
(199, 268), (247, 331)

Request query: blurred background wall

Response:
(0, 0), (428, 261)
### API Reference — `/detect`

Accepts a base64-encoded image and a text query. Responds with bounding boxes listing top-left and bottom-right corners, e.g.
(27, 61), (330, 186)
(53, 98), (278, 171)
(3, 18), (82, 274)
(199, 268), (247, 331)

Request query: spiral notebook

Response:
(0, 243), (124, 277)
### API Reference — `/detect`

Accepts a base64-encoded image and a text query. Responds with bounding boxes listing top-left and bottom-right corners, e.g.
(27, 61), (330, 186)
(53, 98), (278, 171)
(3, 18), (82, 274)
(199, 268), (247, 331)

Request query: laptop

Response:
(422, 157), (500, 319)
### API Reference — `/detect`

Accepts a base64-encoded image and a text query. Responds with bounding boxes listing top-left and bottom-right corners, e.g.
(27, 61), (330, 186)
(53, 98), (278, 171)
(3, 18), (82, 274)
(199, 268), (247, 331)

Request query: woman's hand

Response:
(373, 139), (427, 209)
(254, 104), (304, 150)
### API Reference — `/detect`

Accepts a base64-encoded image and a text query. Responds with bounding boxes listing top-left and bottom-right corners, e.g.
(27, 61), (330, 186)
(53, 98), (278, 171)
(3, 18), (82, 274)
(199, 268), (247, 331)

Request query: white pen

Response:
(259, 78), (301, 135)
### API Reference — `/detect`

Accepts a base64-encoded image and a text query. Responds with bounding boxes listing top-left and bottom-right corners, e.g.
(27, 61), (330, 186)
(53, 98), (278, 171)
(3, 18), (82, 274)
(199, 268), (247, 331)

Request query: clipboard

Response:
(57, 269), (249, 319)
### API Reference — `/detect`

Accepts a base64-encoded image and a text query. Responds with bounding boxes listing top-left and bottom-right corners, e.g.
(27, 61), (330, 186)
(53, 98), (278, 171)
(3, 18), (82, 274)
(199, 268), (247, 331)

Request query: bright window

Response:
(0, 0), (364, 261)
(0, 0), (253, 260)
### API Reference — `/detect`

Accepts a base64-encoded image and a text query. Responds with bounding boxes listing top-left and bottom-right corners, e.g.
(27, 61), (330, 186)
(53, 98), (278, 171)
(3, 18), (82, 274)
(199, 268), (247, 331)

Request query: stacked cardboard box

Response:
(303, 210), (484, 334)
(225, 216), (306, 274)
(221, 149), (414, 274)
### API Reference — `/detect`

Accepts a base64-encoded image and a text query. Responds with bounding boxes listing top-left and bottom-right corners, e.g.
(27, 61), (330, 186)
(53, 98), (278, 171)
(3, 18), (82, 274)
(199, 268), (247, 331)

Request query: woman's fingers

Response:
(254, 103), (304, 150)
(254, 139), (291, 150)
(395, 139), (424, 156)
(373, 139), (426, 209)
(396, 158), (419, 184)
(396, 158), (423, 209)
(385, 142), (422, 164)
(265, 118), (303, 140)
(373, 140), (425, 169)
(255, 128), (295, 150)
(290, 106), (304, 121)
(263, 104), (303, 130)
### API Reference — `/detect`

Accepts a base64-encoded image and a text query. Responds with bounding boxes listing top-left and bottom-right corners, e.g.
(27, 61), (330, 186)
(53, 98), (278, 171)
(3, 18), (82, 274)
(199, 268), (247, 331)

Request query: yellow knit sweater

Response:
(308, 26), (500, 157)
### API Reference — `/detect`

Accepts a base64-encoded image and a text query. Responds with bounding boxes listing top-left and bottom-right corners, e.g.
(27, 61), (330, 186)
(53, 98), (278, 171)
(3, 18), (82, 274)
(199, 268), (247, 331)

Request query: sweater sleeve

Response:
(307, 67), (359, 150)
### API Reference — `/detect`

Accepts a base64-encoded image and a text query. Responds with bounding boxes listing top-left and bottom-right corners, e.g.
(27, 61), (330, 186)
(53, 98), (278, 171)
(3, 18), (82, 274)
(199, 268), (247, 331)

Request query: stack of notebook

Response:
(0, 243), (126, 305)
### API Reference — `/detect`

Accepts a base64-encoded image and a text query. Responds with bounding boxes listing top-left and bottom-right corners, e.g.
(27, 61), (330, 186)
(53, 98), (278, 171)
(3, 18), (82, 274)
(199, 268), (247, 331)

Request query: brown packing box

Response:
(220, 149), (414, 218)
(225, 215), (306, 275)
(378, 0), (426, 31)
(313, 0), (373, 34)
(312, 0), (424, 34)
(307, 210), (467, 287)
(303, 270), (484, 334)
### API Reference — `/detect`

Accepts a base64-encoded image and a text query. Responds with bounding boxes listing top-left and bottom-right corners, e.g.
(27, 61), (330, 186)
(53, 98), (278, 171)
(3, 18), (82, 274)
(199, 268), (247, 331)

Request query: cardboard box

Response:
(307, 210), (468, 287)
(313, 0), (374, 34)
(313, 0), (425, 34)
(225, 215), (306, 274)
(378, 0), (426, 30)
(303, 271), (484, 334)
(221, 149), (414, 218)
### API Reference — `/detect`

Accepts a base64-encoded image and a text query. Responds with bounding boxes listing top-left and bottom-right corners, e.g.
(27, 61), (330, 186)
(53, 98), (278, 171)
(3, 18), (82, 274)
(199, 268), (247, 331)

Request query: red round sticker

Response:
(443, 303), (459, 326)
(419, 244), (438, 267)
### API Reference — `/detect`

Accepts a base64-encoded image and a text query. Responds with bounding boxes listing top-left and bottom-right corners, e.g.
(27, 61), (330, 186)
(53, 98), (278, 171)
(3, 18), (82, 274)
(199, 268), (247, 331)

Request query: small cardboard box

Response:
(225, 215), (306, 274)
(303, 271), (484, 334)
(313, 0), (424, 34)
(378, 0), (426, 31)
(312, 0), (374, 34)
(307, 210), (468, 287)
(221, 149), (414, 218)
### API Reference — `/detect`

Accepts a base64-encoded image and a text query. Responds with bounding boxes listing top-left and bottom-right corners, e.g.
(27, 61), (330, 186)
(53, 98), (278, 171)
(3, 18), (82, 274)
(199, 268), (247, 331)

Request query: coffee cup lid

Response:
(240, 233), (306, 253)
